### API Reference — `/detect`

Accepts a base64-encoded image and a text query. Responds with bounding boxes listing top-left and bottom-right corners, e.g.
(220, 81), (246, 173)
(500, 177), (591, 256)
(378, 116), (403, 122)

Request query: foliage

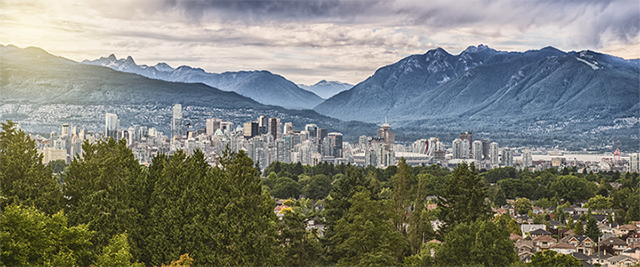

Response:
(548, 175), (594, 204)
(0, 204), (93, 266)
(49, 159), (68, 173)
(271, 177), (301, 199)
(585, 217), (602, 241)
(95, 233), (143, 267)
(278, 211), (322, 266)
(0, 120), (63, 214)
(330, 189), (407, 267)
(574, 220), (584, 235)
(533, 198), (553, 208)
(530, 250), (582, 267)
(301, 174), (333, 200)
(508, 219), (522, 236)
(435, 220), (518, 266)
(408, 173), (435, 255)
(493, 186), (507, 207)
(515, 198), (533, 214)
(437, 162), (491, 234)
(161, 254), (194, 267)
(586, 195), (612, 212)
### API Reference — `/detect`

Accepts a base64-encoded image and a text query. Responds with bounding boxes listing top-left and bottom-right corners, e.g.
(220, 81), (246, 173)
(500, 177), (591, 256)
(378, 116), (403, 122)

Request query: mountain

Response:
(315, 45), (639, 140)
(0, 45), (376, 139)
(298, 80), (353, 99)
(81, 55), (324, 109)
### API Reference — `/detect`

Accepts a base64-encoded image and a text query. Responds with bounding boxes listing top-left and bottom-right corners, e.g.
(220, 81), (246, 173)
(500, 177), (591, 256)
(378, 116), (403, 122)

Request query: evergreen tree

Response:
(278, 211), (322, 267)
(585, 217), (601, 241)
(436, 220), (518, 266)
(508, 219), (522, 236)
(408, 173), (435, 255)
(95, 233), (143, 267)
(530, 250), (582, 267)
(0, 120), (62, 214)
(437, 162), (491, 234)
(493, 186), (507, 207)
(574, 220), (584, 235)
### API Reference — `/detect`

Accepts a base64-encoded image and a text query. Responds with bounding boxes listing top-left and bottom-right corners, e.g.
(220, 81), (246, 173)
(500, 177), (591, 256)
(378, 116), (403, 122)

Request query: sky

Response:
(1, 0), (639, 85)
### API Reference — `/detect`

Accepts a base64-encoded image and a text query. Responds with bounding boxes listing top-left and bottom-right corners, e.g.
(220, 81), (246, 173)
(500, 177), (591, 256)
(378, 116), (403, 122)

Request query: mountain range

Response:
(315, 45), (639, 140)
(81, 55), (324, 110)
(298, 80), (353, 99)
(0, 44), (376, 139)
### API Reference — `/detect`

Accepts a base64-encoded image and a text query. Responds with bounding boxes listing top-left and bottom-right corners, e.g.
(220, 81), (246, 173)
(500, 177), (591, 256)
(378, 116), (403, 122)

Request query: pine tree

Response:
(437, 162), (491, 234)
(585, 217), (601, 241)
(574, 220), (584, 235)
(408, 173), (435, 255)
(0, 120), (62, 214)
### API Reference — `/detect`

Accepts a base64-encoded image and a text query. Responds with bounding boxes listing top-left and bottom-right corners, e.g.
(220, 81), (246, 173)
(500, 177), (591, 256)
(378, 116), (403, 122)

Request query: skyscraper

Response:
(105, 113), (118, 139)
(490, 142), (499, 165)
(61, 124), (70, 137)
(206, 118), (222, 136)
(172, 104), (182, 139)
(630, 153), (639, 173)
(270, 118), (281, 140)
(522, 148), (533, 167)
(472, 140), (483, 161)
(328, 132), (343, 158)
(258, 116), (268, 135)
(305, 124), (318, 140)
(460, 132), (473, 158)
(482, 139), (490, 160)
(284, 122), (294, 134)
(452, 139), (464, 159)
(243, 121), (259, 139)
(501, 148), (513, 167)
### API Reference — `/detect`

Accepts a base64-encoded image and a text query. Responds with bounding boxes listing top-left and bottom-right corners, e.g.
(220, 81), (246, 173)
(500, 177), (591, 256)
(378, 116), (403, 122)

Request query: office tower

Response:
(413, 139), (427, 154)
(50, 131), (58, 141)
(206, 118), (222, 136)
(322, 135), (334, 157)
(61, 124), (70, 136)
(452, 139), (463, 159)
(522, 148), (532, 167)
(630, 153), (639, 173)
(300, 131), (309, 143)
(220, 121), (233, 134)
(328, 132), (343, 158)
(276, 139), (289, 163)
(359, 135), (368, 150)
(171, 104), (182, 139)
(305, 124), (318, 140)
(461, 140), (469, 159)
(105, 113), (119, 139)
(472, 140), (483, 161)
(258, 116), (268, 135)
(317, 128), (328, 142)
(490, 142), (499, 165)
(243, 122), (259, 139)
(137, 126), (148, 141)
(270, 118), (280, 140)
(427, 137), (438, 156)
(284, 122), (294, 134)
(460, 132), (472, 157)
(482, 139), (490, 160)
(501, 148), (513, 167)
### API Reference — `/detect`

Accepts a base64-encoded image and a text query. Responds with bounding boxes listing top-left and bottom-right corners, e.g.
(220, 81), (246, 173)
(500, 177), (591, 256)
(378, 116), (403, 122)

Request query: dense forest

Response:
(1, 120), (638, 266)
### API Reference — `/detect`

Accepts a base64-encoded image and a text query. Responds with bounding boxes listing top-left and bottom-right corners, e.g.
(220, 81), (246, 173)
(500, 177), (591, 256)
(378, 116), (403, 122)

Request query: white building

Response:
(105, 113), (118, 139)
(631, 153), (639, 173)
(522, 148), (533, 167)
(472, 140), (483, 161)
(490, 142), (499, 165)
(171, 104), (182, 139)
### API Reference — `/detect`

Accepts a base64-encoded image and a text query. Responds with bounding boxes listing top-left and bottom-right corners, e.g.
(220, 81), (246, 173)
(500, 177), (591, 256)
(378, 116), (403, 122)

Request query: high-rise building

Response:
(482, 139), (490, 160)
(270, 118), (281, 140)
(452, 139), (464, 159)
(522, 148), (533, 167)
(359, 135), (368, 150)
(284, 122), (294, 134)
(305, 124), (318, 140)
(220, 121), (234, 134)
(61, 124), (70, 137)
(317, 128), (328, 142)
(472, 140), (483, 161)
(105, 113), (119, 140)
(206, 118), (222, 136)
(501, 148), (513, 167)
(171, 104), (182, 139)
(377, 122), (395, 147)
(490, 142), (499, 165)
(630, 153), (639, 173)
(460, 132), (473, 157)
(413, 139), (428, 154)
(427, 137), (438, 156)
(364, 149), (377, 166)
(243, 122), (259, 139)
(258, 116), (268, 135)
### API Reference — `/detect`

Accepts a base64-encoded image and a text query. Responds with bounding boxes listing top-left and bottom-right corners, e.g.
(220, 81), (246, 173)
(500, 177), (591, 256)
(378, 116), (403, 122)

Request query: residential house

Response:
(515, 239), (535, 262)
(529, 228), (552, 238)
(589, 251), (614, 266)
(601, 237), (629, 254)
(615, 224), (640, 237)
(510, 233), (525, 241)
(574, 207), (588, 215)
(605, 255), (638, 267)
(548, 220), (563, 229)
(516, 214), (534, 224)
(627, 233), (640, 245)
(621, 247), (640, 260)
(550, 241), (577, 255)
(564, 207), (575, 216)
(600, 222), (616, 234)
(570, 252), (592, 266)
(566, 235), (595, 255)
(532, 206), (544, 215)
(521, 224), (546, 238)
(533, 235), (557, 251)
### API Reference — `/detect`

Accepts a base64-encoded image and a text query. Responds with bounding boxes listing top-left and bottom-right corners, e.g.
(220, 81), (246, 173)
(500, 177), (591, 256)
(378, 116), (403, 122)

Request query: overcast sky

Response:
(1, 0), (639, 84)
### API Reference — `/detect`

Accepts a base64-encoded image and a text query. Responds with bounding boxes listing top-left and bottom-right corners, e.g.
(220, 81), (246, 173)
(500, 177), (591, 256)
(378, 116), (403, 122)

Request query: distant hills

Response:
(0, 45), (376, 139)
(314, 45), (639, 144)
(81, 55), (324, 109)
(298, 80), (353, 99)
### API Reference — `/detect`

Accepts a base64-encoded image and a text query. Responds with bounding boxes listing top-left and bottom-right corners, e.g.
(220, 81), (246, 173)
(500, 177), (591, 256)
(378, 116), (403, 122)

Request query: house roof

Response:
(607, 255), (638, 264)
(589, 251), (613, 259)
(619, 224), (640, 230)
(516, 240), (534, 249)
(569, 235), (593, 244)
(551, 242), (577, 249)
(628, 233), (640, 239)
(571, 252), (591, 261)
(549, 220), (562, 226)
(533, 235), (557, 242)
(601, 237), (627, 246)
(530, 228), (552, 235)
(623, 247), (640, 253)
(510, 233), (525, 241)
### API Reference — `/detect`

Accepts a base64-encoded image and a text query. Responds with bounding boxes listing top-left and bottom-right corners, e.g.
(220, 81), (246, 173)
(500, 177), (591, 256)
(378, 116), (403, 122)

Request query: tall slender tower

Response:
(105, 113), (118, 139)
(172, 104), (182, 139)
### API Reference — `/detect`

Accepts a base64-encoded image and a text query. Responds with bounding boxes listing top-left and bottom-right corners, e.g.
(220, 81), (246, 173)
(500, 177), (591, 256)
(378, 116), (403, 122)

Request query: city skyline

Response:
(1, 0), (638, 84)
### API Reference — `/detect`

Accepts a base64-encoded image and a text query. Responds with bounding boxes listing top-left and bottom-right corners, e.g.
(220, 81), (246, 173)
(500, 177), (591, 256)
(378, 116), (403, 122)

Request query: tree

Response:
(493, 186), (507, 207)
(574, 220), (584, 235)
(586, 195), (611, 213)
(530, 250), (582, 267)
(408, 173), (435, 255)
(278, 211), (322, 266)
(49, 159), (68, 174)
(549, 175), (594, 204)
(0, 204), (93, 266)
(0, 120), (62, 215)
(271, 177), (301, 199)
(330, 190), (407, 266)
(161, 254), (194, 267)
(585, 217), (602, 242)
(391, 158), (412, 262)
(301, 174), (332, 200)
(436, 220), (518, 266)
(437, 162), (491, 234)
(515, 198), (533, 215)
(95, 233), (143, 267)
(508, 219), (522, 236)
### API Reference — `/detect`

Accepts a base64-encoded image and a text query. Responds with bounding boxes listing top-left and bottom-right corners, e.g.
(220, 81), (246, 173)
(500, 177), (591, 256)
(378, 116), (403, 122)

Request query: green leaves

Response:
(436, 220), (517, 266)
